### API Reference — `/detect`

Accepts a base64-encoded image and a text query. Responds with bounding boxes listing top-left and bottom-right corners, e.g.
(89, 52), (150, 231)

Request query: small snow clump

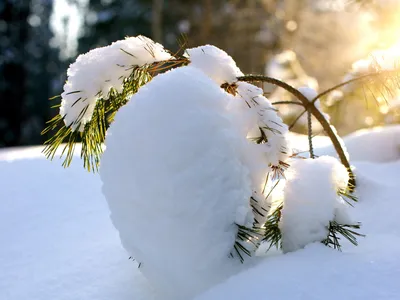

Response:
(185, 45), (244, 85)
(279, 156), (351, 253)
(298, 86), (330, 122)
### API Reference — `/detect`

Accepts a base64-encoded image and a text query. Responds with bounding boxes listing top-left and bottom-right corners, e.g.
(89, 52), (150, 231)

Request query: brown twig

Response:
(237, 75), (355, 191)
(272, 101), (304, 106)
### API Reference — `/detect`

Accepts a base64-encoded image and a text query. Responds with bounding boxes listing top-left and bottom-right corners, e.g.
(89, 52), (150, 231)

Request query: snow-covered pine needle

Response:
(233, 224), (265, 263)
(43, 65), (152, 171)
(234, 81), (291, 176)
(42, 36), (173, 171)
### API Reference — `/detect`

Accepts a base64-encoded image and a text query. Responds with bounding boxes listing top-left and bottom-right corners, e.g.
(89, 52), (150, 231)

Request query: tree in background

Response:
(0, 1), (30, 147)
(168, 0), (296, 74)
(78, 0), (296, 74)
(78, 0), (153, 54)
(23, 0), (60, 145)
(0, 0), (62, 147)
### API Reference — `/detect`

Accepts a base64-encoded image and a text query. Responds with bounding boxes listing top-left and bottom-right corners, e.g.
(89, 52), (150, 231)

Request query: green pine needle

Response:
(232, 224), (264, 263)
(322, 221), (364, 251)
(338, 188), (358, 207)
(262, 203), (283, 251)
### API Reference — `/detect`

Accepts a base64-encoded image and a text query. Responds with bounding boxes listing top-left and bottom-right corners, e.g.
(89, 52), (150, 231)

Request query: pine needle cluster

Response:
(322, 222), (364, 250)
(42, 65), (152, 171)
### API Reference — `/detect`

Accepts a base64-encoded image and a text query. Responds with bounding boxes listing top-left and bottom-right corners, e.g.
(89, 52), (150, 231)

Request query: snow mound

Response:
(60, 36), (171, 131)
(100, 66), (258, 299)
(280, 156), (351, 253)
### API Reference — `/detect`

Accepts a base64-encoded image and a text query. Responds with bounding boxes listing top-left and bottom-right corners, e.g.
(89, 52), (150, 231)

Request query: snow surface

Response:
(0, 149), (157, 300)
(60, 36), (172, 131)
(2, 127), (400, 300)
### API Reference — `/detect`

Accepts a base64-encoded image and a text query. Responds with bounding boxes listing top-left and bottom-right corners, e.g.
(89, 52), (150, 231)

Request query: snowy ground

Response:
(0, 147), (156, 300)
(1, 126), (400, 300)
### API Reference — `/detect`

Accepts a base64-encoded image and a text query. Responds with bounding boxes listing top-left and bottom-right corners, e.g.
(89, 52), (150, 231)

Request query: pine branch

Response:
(42, 65), (152, 172)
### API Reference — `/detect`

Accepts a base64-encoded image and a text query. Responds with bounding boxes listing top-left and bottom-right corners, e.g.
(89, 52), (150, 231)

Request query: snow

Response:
(2, 126), (400, 300)
(265, 50), (297, 80)
(185, 45), (244, 85)
(60, 36), (172, 131)
(297, 86), (330, 121)
(298, 86), (318, 101)
(279, 156), (351, 253)
(100, 66), (258, 299)
(351, 58), (372, 74)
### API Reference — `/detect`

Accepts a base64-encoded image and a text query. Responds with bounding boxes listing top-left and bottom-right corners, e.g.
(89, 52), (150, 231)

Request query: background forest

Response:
(2, 0), (400, 148)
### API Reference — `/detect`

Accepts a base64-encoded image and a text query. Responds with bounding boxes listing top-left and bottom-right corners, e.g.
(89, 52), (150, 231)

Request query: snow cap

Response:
(60, 36), (172, 131)
(185, 45), (244, 85)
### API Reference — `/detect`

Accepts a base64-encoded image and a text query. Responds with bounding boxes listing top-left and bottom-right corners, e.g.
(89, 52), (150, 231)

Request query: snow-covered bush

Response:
(60, 36), (172, 131)
(43, 35), (366, 298)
